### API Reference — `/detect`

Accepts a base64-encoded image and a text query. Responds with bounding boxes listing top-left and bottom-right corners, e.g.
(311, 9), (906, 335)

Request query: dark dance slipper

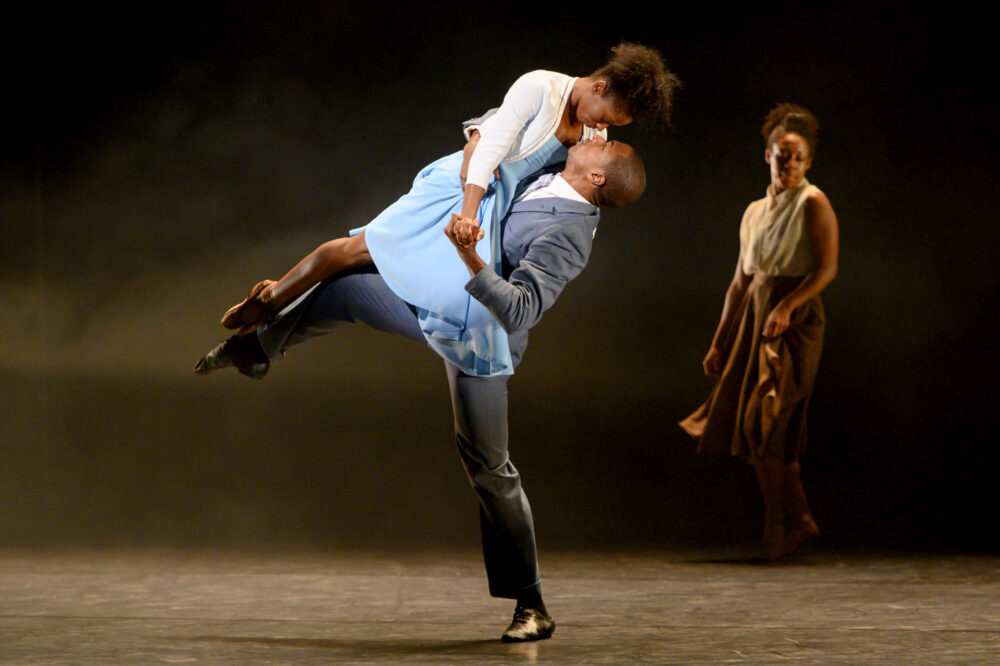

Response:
(501, 606), (555, 642)
(194, 335), (269, 379)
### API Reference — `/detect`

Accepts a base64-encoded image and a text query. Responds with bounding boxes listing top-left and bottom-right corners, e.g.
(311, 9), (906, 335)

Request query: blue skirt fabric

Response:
(356, 135), (568, 376)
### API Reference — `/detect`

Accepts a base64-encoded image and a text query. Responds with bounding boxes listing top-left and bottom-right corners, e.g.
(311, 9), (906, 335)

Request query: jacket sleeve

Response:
(464, 220), (593, 333)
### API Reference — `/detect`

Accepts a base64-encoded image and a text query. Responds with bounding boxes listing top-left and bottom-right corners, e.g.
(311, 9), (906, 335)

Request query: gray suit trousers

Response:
(256, 267), (541, 599)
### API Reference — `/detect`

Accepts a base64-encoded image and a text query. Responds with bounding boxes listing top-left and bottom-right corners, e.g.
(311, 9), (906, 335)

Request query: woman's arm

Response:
(703, 255), (753, 376)
(459, 131), (488, 220)
(761, 191), (839, 338)
(459, 129), (480, 189)
(460, 72), (547, 220)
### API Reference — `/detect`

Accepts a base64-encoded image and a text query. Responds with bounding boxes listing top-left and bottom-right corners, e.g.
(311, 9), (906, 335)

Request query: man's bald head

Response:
(562, 137), (646, 208)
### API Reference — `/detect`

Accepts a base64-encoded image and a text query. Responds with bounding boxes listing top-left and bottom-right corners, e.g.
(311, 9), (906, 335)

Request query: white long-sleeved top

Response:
(465, 70), (607, 190)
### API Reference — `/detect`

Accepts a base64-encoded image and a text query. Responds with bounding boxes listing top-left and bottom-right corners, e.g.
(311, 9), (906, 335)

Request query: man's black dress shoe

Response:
(194, 334), (269, 379)
(501, 605), (555, 642)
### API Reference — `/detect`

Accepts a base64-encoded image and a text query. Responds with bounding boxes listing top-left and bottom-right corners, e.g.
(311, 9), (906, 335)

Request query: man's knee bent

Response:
(457, 442), (524, 495)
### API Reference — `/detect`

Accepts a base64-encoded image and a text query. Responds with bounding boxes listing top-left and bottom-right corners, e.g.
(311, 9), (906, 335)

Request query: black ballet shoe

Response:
(194, 335), (269, 379)
(501, 605), (555, 642)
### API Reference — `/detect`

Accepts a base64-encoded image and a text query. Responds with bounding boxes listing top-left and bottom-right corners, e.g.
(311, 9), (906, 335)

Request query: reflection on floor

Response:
(1, 548), (997, 664)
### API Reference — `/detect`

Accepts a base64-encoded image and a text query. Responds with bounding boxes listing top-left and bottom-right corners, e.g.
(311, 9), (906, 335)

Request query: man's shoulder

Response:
(506, 197), (600, 244)
(508, 196), (598, 219)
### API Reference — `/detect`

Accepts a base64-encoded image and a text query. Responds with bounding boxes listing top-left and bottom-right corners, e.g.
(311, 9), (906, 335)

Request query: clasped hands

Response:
(444, 214), (485, 250)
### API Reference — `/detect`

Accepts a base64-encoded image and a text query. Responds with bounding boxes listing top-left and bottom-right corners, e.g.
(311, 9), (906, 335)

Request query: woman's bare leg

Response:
(754, 454), (787, 561)
(222, 232), (372, 332)
(782, 461), (819, 555)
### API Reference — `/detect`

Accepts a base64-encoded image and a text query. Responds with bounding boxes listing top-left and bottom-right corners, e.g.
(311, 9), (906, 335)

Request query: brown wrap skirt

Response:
(680, 274), (825, 463)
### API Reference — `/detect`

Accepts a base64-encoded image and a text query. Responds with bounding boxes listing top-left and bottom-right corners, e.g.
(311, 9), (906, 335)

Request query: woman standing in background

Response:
(681, 104), (839, 561)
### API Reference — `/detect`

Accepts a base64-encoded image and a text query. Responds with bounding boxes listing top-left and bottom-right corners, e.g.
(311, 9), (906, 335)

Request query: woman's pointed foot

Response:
(784, 514), (819, 557)
(221, 280), (277, 331)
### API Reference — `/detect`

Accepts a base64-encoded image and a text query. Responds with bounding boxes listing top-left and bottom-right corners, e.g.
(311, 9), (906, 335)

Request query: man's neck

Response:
(558, 170), (598, 206)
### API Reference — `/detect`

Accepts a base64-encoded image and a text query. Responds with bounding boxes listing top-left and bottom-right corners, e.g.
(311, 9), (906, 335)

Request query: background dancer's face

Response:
(766, 132), (813, 192)
(577, 84), (633, 132)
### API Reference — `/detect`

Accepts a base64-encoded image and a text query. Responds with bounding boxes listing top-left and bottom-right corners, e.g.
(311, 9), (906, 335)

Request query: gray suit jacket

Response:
(464, 196), (600, 369)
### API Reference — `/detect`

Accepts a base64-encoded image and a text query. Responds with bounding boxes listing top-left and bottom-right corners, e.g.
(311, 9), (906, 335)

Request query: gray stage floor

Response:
(1, 549), (997, 664)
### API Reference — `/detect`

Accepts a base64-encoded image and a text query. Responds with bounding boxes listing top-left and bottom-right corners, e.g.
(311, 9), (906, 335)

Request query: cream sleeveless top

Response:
(739, 179), (821, 276)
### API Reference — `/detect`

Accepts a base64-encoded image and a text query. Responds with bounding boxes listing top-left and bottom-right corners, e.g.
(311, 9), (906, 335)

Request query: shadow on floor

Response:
(188, 635), (538, 659)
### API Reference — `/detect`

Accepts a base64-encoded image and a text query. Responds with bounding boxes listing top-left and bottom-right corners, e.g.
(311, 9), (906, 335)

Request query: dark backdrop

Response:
(2, 3), (996, 552)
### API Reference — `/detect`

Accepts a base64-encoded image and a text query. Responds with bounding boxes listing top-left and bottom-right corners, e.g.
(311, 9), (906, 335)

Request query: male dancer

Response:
(196, 135), (646, 641)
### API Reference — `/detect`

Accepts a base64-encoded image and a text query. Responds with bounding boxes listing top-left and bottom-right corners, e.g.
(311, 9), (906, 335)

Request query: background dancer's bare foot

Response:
(784, 514), (820, 557)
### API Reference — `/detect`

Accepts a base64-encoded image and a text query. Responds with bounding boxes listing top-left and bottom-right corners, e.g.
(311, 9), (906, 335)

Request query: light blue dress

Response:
(355, 134), (568, 376)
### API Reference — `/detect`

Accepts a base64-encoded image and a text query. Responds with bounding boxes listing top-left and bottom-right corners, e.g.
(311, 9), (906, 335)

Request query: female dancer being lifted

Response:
(217, 42), (678, 377)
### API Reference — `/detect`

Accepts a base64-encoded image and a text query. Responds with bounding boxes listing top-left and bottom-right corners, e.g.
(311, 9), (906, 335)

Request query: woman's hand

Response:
(444, 214), (485, 249)
(702, 346), (725, 377)
(762, 301), (793, 338)
(444, 215), (487, 278)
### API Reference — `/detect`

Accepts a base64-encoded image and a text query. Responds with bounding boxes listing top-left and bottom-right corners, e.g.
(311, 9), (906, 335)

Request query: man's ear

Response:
(592, 79), (608, 96)
(764, 148), (771, 165)
(588, 168), (607, 187)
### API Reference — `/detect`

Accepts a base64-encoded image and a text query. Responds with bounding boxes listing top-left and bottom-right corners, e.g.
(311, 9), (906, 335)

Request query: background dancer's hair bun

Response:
(761, 103), (819, 155)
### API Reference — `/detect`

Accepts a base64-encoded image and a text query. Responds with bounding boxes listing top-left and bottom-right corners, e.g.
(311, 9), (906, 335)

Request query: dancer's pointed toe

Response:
(784, 514), (820, 557)
(194, 339), (232, 375)
(194, 335), (269, 379)
(221, 280), (277, 330)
